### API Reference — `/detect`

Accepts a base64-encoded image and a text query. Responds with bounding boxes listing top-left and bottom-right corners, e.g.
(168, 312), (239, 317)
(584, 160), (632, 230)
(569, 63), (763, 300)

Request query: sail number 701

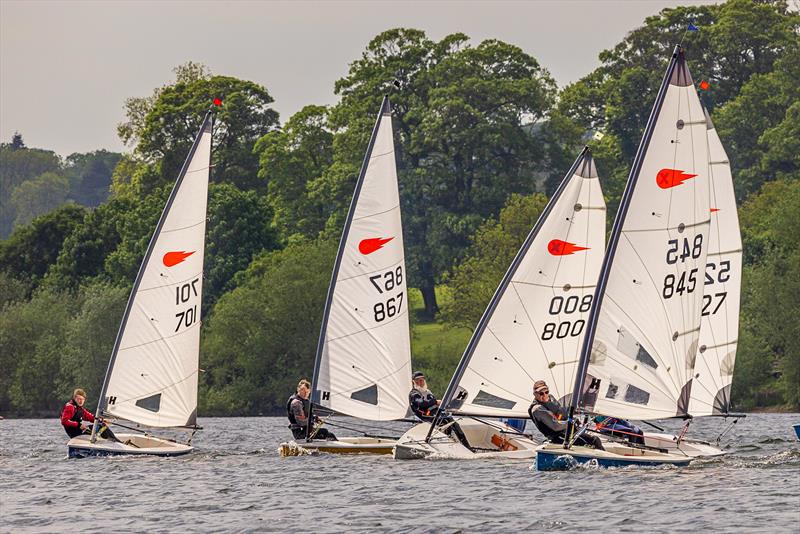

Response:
(175, 277), (200, 332)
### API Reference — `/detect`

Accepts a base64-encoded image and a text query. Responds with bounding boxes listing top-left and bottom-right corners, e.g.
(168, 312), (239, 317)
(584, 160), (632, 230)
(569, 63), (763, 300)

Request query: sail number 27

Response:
(174, 277), (200, 332)
(369, 267), (404, 322)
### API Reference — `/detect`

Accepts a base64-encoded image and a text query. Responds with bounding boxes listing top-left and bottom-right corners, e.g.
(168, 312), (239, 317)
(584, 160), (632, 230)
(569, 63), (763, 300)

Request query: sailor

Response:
(60, 388), (116, 440)
(527, 380), (603, 450)
(287, 379), (336, 441)
(593, 415), (645, 445)
(408, 371), (472, 450)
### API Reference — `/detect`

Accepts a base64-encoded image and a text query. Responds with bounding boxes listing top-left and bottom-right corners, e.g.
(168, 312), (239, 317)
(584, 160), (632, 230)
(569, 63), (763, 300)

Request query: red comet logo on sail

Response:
(548, 239), (589, 256)
(710, 208), (720, 213)
(163, 250), (195, 267)
(656, 168), (697, 189)
(359, 237), (394, 255)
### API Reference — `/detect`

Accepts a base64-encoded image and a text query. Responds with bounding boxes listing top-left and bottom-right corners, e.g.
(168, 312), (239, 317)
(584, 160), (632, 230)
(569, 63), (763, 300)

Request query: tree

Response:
(0, 142), (61, 237)
(0, 204), (87, 296)
(204, 183), (279, 309)
(64, 150), (122, 207)
(733, 179), (800, 409)
(0, 288), (80, 414)
(715, 49), (800, 199)
(254, 105), (334, 241)
(441, 193), (548, 329)
(10, 172), (70, 228)
(119, 63), (280, 193)
(329, 29), (556, 317)
(200, 238), (336, 415)
(45, 196), (135, 291)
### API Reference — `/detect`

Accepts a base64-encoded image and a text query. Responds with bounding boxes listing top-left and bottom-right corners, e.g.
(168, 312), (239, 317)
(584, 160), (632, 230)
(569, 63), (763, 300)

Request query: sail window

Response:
(472, 390), (516, 410)
(635, 346), (658, 370)
(350, 384), (378, 405)
(605, 383), (619, 399)
(135, 393), (161, 412)
(624, 385), (650, 405)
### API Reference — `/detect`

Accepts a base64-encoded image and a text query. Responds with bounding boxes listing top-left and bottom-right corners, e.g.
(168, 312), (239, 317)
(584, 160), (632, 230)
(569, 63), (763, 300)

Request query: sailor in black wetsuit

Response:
(528, 380), (603, 450)
(409, 371), (472, 450)
(287, 379), (336, 441)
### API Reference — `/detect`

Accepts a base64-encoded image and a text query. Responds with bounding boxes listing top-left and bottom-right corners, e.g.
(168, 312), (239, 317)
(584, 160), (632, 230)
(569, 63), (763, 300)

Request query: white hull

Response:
(642, 431), (726, 458)
(394, 419), (538, 460)
(279, 436), (396, 456)
(68, 433), (193, 458)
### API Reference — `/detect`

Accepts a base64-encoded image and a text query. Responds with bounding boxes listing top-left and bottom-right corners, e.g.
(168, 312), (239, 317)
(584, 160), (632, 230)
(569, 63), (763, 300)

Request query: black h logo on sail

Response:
(322, 391), (330, 401)
(107, 396), (117, 405)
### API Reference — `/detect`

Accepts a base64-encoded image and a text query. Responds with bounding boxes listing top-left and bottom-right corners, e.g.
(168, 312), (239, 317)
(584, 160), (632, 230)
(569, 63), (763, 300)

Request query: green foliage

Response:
(64, 150), (122, 207)
(0, 141), (61, 237)
(0, 289), (80, 414)
(0, 204), (87, 296)
(120, 63), (280, 193)
(204, 183), (279, 309)
(254, 105), (334, 241)
(200, 238), (336, 415)
(10, 172), (70, 228)
(441, 193), (548, 328)
(733, 179), (800, 409)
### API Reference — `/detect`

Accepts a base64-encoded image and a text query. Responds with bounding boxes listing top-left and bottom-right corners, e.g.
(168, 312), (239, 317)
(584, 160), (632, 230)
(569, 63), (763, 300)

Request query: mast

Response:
(426, 146), (591, 442)
(566, 46), (683, 444)
(308, 96), (391, 437)
(90, 110), (214, 441)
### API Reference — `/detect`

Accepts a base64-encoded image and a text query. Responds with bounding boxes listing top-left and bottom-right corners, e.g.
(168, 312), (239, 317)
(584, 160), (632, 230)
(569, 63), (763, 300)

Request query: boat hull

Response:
(535, 443), (692, 470)
(394, 419), (538, 460)
(279, 436), (396, 456)
(67, 433), (193, 458)
(642, 431), (727, 458)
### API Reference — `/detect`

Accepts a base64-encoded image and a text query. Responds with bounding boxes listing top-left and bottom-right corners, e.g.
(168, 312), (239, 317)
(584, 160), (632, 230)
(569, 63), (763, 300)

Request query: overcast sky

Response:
(1, 0), (717, 157)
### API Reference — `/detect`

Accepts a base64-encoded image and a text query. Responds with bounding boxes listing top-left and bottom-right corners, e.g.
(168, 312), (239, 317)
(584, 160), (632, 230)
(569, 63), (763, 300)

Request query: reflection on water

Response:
(1, 414), (798, 532)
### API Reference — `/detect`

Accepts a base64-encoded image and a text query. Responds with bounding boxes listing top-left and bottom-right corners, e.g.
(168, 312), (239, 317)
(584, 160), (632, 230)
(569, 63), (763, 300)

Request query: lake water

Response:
(1, 414), (798, 532)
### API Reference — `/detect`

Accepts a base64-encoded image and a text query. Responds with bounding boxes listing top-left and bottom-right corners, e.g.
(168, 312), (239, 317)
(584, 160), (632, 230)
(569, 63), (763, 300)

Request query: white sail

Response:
(313, 97), (411, 421)
(447, 151), (606, 418)
(580, 50), (711, 421)
(102, 115), (212, 428)
(688, 110), (741, 416)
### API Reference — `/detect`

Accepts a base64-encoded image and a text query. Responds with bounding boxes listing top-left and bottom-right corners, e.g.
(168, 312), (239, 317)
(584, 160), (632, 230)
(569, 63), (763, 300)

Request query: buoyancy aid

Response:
(286, 393), (310, 429)
(69, 400), (85, 424)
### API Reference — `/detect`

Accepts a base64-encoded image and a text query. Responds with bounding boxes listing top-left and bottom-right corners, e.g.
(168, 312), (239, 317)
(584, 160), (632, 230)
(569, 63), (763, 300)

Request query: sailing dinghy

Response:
(68, 112), (212, 458)
(537, 46), (710, 470)
(395, 148), (605, 460)
(641, 108), (744, 458)
(279, 96), (412, 456)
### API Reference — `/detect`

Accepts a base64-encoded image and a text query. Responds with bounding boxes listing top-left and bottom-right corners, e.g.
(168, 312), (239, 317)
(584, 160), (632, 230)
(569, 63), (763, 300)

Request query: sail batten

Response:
(571, 46), (712, 422)
(436, 148), (606, 420)
(94, 113), (213, 430)
(311, 97), (411, 421)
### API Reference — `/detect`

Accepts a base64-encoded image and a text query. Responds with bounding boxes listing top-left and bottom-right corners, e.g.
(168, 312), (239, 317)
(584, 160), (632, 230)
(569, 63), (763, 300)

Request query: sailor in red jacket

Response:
(61, 388), (116, 440)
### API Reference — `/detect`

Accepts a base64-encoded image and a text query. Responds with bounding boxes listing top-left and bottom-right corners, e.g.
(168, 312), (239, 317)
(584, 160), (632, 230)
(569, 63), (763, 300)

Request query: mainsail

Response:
(688, 109), (741, 416)
(572, 46), (711, 421)
(96, 113), (212, 429)
(311, 96), (411, 421)
(440, 149), (606, 418)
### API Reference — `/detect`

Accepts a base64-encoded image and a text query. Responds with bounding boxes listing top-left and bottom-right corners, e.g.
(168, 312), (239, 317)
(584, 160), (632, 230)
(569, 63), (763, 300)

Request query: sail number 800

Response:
(541, 295), (592, 341)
